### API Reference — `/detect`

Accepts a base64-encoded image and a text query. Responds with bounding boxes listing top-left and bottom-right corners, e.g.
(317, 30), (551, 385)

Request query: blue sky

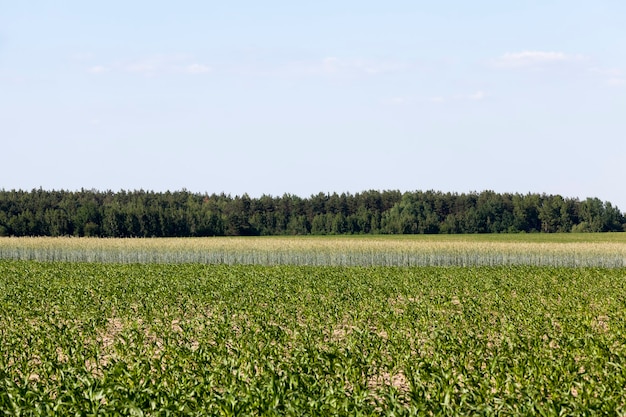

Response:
(1, 1), (625, 210)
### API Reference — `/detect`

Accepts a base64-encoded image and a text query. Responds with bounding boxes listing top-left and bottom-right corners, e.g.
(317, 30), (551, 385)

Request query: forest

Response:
(0, 189), (624, 237)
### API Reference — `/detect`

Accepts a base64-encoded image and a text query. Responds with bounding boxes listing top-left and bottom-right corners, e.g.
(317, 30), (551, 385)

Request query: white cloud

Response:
(88, 65), (109, 74)
(493, 50), (585, 68)
(185, 64), (211, 74)
(588, 67), (625, 86)
(321, 57), (340, 74)
(607, 78), (626, 86)
(468, 90), (486, 100)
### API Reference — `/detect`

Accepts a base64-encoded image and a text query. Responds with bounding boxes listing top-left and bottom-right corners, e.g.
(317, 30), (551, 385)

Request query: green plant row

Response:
(1, 261), (625, 415)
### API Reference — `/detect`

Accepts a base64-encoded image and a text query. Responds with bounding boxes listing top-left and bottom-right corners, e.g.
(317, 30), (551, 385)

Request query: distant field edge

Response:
(0, 235), (624, 267)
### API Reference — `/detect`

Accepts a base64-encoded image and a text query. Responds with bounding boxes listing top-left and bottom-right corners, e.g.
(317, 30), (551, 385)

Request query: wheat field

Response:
(1, 234), (625, 267)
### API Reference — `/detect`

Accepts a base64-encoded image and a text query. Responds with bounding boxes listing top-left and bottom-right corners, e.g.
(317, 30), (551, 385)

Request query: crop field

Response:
(1, 234), (625, 267)
(2, 259), (626, 415)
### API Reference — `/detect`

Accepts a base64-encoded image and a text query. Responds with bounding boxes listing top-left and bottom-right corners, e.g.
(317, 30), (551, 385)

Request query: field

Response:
(1, 235), (626, 415)
(1, 234), (625, 267)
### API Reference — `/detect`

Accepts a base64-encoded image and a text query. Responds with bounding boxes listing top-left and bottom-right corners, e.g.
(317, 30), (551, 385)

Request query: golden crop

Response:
(0, 234), (624, 267)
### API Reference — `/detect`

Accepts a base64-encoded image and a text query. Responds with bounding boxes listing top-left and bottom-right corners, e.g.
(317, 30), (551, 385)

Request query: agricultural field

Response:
(1, 260), (626, 415)
(1, 233), (625, 267)
(1, 235), (626, 414)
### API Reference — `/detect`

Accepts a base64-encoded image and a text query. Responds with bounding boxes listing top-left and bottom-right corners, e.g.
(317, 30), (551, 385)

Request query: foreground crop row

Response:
(1, 261), (625, 415)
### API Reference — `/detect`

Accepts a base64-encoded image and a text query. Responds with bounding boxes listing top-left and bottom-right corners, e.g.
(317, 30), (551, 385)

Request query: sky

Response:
(1, 1), (625, 210)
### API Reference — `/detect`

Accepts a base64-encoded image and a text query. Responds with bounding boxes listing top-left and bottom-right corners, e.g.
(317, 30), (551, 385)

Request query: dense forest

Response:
(0, 189), (624, 237)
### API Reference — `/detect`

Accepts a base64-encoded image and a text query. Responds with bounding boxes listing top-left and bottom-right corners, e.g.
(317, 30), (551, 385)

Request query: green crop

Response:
(1, 260), (625, 415)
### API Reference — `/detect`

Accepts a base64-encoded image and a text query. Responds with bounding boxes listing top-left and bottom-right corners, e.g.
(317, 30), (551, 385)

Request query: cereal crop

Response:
(1, 234), (625, 267)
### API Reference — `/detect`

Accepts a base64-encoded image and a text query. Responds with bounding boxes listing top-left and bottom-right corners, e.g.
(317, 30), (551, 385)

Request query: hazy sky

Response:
(1, 1), (625, 209)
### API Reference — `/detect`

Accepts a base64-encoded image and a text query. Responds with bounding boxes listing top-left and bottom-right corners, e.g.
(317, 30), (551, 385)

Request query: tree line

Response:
(0, 189), (624, 237)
